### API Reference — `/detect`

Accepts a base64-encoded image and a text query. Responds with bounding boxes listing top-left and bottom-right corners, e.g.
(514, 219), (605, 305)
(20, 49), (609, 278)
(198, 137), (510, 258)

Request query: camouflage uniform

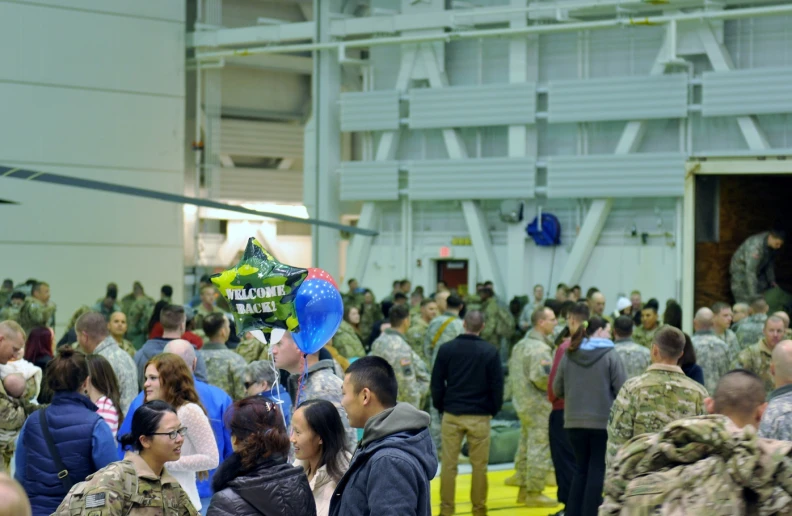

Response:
(508, 329), (553, 492)
(94, 335), (139, 414)
(120, 292), (138, 315)
(632, 323), (662, 349)
(405, 317), (430, 364)
(199, 342), (248, 400)
(601, 415), (792, 515)
(17, 297), (56, 334)
(55, 452), (197, 516)
(113, 338), (137, 358)
(234, 336), (269, 363)
(192, 305), (226, 343)
(735, 313), (768, 349)
(342, 291), (364, 310)
(759, 384), (792, 441)
(126, 296), (155, 349)
(464, 294), (482, 312)
(691, 330), (732, 394)
(370, 329), (430, 411)
(424, 312), (464, 369)
(730, 231), (778, 303)
(358, 303), (383, 344)
(606, 364), (707, 466)
(715, 328), (741, 363)
(332, 320), (366, 359)
(732, 338), (774, 395)
(0, 379), (37, 473)
(613, 337), (651, 380)
(0, 305), (20, 323)
(288, 359), (357, 449)
(480, 297), (515, 351)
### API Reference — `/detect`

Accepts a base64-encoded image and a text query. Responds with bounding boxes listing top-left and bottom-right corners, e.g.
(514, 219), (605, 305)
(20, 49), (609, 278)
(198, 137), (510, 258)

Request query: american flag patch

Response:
(85, 493), (106, 508)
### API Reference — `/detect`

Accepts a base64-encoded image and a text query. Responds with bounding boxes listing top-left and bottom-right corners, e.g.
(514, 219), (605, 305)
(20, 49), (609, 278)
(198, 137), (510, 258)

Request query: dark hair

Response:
(544, 299), (561, 317)
(653, 326), (685, 359)
(118, 400), (177, 452)
(585, 287), (600, 300)
(199, 274), (212, 284)
(399, 279), (410, 288)
(711, 301), (731, 314)
(147, 300), (170, 334)
(569, 315), (607, 353)
(161, 285), (173, 297)
(420, 298), (436, 308)
(565, 303), (591, 351)
(24, 327), (53, 362)
(343, 305), (360, 327)
(106, 285), (118, 301)
(388, 304), (410, 327)
(47, 347), (89, 393)
(644, 298), (660, 312)
(87, 354), (125, 427)
(392, 280), (401, 288)
(296, 399), (348, 481)
(770, 228), (787, 240)
(613, 315), (634, 338)
(571, 285), (581, 292)
(10, 291), (25, 301)
(347, 278), (357, 286)
(346, 356), (397, 407)
(202, 312), (227, 339)
(559, 300), (576, 319)
(678, 333), (697, 367)
(663, 301), (683, 330)
(226, 396), (290, 469)
(160, 305), (186, 332)
(447, 294), (463, 309)
(393, 292), (407, 302)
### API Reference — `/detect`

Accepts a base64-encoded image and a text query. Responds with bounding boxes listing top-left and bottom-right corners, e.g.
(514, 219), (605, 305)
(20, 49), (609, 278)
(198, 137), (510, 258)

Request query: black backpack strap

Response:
(38, 408), (74, 490)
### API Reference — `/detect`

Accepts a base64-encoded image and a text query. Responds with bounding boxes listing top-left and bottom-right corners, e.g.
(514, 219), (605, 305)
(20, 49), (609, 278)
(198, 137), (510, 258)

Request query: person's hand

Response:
(197, 470), (209, 481)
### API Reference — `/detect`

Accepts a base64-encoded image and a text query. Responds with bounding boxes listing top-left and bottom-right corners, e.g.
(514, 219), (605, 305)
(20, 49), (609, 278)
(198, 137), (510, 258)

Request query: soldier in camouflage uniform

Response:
(712, 301), (741, 362)
(601, 370), (787, 515)
(119, 281), (145, 315)
(759, 340), (792, 441)
(333, 306), (366, 360)
(192, 285), (227, 344)
(234, 333), (269, 363)
(358, 290), (383, 345)
(108, 311), (137, 358)
(17, 281), (55, 335)
(730, 230), (785, 303)
(405, 299), (438, 364)
(736, 297), (770, 349)
(632, 304), (661, 348)
(198, 313), (248, 400)
(0, 292), (24, 323)
(507, 307), (558, 507)
(732, 315), (787, 395)
(423, 293), (465, 368)
(479, 287), (515, 351)
(606, 326), (707, 466)
(0, 279), (12, 308)
(691, 308), (732, 394)
(370, 305), (430, 411)
(341, 278), (364, 309)
(126, 294), (156, 350)
(612, 316), (651, 379)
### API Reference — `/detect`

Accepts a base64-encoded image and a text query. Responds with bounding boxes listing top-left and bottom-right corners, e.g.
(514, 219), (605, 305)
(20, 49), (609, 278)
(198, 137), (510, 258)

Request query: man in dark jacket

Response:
(330, 356), (437, 516)
(431, 310), (503, 516)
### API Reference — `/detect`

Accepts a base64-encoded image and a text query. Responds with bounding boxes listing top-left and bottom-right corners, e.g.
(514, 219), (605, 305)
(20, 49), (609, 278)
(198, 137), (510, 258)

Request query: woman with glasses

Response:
(208, 396), (316, 516)
(55, 400), (197, 515)
(144, 354), (219, 512)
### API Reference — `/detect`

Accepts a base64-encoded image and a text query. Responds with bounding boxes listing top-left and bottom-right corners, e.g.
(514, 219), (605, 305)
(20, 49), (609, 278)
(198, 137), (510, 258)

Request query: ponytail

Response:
(569, 316), (608, 352)
(565, 303), (591, 353)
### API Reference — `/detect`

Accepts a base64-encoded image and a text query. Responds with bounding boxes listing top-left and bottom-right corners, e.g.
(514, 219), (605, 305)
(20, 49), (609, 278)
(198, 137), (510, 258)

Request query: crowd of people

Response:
(1, 254), (792, 515)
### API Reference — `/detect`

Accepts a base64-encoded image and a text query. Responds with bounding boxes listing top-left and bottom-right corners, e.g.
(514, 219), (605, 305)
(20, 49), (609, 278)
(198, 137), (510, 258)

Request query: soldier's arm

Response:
(527, 348), (553, 391)
(744, 246), (762, 296)
(0, 394), (31, 431)
(606, 387), (635, 467)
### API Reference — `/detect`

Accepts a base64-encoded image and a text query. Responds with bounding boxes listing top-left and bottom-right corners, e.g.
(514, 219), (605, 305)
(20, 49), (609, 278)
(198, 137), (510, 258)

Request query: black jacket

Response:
(431, 333), (504, 417)
(207, 453), (316, 516)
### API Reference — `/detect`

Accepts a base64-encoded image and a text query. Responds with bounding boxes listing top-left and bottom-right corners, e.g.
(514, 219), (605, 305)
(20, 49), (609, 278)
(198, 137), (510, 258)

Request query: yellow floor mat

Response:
(430, 469), (562, 515)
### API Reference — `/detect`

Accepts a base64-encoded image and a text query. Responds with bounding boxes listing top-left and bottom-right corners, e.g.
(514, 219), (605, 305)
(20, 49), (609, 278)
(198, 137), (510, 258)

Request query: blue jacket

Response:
(133, 338), (209, 386)
(260, 386), (292, 428)
(16, 391), (117, 516)
(117, 378), (233, 499)
(329, 403), (437, 516)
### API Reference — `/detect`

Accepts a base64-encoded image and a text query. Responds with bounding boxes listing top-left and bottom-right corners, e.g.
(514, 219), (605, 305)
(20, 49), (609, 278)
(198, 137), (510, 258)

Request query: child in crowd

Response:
(0, 374), (28, 470)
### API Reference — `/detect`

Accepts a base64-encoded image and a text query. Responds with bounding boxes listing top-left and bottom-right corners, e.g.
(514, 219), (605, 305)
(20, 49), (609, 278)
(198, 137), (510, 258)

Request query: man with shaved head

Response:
(432, 310), (504, 515)
(732, 302), (750, 325)
(773, 311), (792, 340)
(732, 315), (787, 394)
(692, 307), (732, 393)
(759, 340), (792, 441)
(106, 311), (136, 357)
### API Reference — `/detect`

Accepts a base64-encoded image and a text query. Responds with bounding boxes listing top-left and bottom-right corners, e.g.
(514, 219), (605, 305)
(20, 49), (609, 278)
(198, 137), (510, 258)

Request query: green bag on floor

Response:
(461, 421), (520, 465)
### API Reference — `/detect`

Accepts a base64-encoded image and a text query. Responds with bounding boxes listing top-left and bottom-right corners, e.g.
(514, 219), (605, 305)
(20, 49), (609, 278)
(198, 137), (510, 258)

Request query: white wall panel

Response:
(588, 27), (665, 78)
(221, 67), (309, 116)
(219, 119), (304, 158)
(11, 0), (184, 21)
(216, 168), (303, 203)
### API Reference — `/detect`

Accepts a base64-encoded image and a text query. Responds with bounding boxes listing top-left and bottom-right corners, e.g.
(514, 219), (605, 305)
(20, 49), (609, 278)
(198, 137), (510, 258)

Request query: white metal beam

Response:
(225, 54), (313, 74)
(697, 22), (770, 151)
(558, 199), (613, 285)
(681, 170), (696, 334)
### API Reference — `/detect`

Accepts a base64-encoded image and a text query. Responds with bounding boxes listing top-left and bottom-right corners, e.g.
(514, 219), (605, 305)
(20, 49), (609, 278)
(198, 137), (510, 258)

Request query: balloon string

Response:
(266, 345), (288, 429)
(295, 353), (309, 408)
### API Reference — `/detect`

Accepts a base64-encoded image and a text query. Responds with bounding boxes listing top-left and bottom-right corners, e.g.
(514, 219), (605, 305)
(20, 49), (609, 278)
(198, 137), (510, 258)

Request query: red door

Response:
(437, 260), (469, 295)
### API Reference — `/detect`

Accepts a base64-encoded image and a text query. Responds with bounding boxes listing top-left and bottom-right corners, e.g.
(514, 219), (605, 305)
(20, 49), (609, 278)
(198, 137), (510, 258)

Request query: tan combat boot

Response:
(504, 474), (523, 487)
(521, 491), (558, 508)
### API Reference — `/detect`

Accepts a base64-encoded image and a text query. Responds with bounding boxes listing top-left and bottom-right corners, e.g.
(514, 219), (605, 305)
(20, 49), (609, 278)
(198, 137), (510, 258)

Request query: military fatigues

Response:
(358, 303), (383, 344)
(405, 317), (430, 364)
(759, 384), (792, 441)
(126, 296), (155, 349)
(732, 338), (775, 395)
(55, 452), (197, 516)
(113, 338), (137, 358)
(715, 328), (741, 364)
(341, 291), (364, 309)
(370, 329), (430, 411)
(0, 379), (37, 473)
(332, 320), (366, 359)
(508, 329), (553, 492)
(601, 415), (792, 515)
(632, 324), (662, 349)
(691, 330), (732, 394)
(0, 305), (20, 323)
(730, 231), (778, 303)
(199, 342), (248, 400)
(17, 297), (56, 334)
(735, 313), (768, 349)
(480, 298), (515, 351)
(606, 364), (707, 466)
(424, 312), (465, 369)
(193, 305), (226, 343)
(613, 338), (651, 380)
(94, 336), (139, 414)
(234, 336), (269, 363)
(288, 359), (357, 449)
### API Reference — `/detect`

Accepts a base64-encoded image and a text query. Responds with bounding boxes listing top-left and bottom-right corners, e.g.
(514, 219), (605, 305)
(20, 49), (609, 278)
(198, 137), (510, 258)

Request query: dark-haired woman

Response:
(552, 316), (626, 516)
(15, 348), (118, 516)
(23, 326), (53, 403)
(680, 332), (705, 386)
(291, 399), (351, 516)
(86, 354), (125, 437)
(55, 400), (197, 515)
(208, 396), (316, 516)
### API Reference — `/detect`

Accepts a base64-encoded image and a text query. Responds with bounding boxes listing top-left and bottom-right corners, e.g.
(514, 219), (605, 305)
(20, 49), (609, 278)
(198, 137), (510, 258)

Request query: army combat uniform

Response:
(55, 452), (197, 516)
(200, 342), (248, 400)
(234, 335), (269, 363)
(405, 317), (430, 364)
(730, 231), (778, 303)
(370, 329), (430, 411)
(632, 324), (662, 349)
(332, 320), (366, 359)
(732, 338), (775, 395)
(17, 297), (56, 334)
(612, 337), (651, 380)
(691, 330), (731, 394)
(735, 313), (768, 349)
(480, 298), (515, 352)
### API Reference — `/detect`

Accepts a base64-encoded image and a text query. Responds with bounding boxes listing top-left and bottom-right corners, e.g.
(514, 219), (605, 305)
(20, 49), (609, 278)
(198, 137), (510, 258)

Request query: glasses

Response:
(244, 381), (255, 390)
(149, 427), (188, 440)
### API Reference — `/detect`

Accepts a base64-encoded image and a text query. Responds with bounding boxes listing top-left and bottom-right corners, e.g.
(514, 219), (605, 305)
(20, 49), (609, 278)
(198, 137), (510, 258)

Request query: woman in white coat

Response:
(291, 399), (351, 516)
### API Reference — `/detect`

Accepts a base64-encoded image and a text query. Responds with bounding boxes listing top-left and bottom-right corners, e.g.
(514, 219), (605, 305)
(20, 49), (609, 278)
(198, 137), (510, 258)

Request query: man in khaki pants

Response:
(431, 311), (504, 516)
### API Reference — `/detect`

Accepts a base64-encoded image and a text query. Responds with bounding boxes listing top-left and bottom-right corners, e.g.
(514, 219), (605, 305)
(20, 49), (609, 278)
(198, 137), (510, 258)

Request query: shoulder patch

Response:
(85, 492), (106, 509)
(400, 358), (412, 366)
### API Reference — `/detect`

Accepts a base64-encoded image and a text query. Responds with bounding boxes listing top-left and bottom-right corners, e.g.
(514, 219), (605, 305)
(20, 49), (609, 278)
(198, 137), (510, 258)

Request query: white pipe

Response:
(195, 4), (792, 61)
(193, 65), (202, 268)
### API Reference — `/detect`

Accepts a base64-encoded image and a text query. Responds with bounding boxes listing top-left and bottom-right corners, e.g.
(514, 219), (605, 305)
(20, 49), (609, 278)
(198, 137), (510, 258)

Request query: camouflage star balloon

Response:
(211, 237), (308, 339)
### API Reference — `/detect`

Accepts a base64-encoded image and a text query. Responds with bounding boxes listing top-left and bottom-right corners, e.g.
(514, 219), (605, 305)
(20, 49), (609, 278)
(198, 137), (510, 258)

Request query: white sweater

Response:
(165, 403), (219, 510)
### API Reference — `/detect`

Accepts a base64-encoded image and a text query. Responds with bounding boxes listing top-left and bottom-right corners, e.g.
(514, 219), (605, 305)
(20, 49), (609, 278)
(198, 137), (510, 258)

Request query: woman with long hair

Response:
(291, 399), (351, 516)
(15, 348), (117, 516)
(56, 400), (197, 515)
(332, 306), (366, 360)
(144, 354), (219, 511)
(147, 300), (170, 338)
(552, 316), (627, 516)
(679, 332), (705, 386)
(208, 396), (316, 516)
(85, 354), (125, 437)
